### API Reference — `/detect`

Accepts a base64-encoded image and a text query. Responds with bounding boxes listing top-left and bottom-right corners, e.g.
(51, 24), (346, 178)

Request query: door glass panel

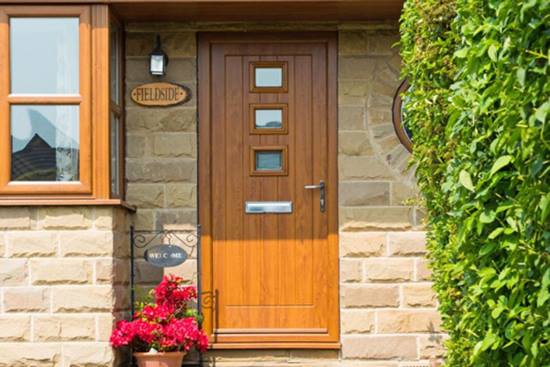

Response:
(11, 105), (80, 181)
(255, 109), (282, 129)
(255, 150), (282, 171)
(10, 18), (79, 94)
(255, 67), (283, 87)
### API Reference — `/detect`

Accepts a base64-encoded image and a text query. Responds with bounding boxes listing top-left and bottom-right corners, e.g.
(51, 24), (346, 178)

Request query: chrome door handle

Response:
(304, 180), (325, 213)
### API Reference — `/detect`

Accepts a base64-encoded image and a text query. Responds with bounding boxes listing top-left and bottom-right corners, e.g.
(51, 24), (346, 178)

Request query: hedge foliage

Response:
(400, 0), (550, 365)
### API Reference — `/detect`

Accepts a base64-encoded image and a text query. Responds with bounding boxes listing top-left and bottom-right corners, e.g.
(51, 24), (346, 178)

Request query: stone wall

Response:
(0, 207), (130, 367)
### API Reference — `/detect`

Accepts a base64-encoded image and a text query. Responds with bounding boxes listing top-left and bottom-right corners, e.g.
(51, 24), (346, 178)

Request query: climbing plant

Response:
(400, 0), (550, 365)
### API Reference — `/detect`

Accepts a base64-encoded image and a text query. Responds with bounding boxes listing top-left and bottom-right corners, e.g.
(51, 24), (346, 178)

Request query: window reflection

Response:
(255, 109), (283, 129)
(255, 67), (283, 87)
(11, 105), (80, 181)
(10, 18), (79, 94)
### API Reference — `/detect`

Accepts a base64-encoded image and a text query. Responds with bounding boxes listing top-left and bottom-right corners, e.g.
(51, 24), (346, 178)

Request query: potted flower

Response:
(110, 275), (208, 367)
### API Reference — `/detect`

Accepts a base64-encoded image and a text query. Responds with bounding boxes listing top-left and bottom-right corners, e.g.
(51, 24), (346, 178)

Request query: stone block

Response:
(388, 232), (426, 256)
(62, 343), (114, 367)
(391, 182), (418, 206)
(133, 209), (155, 231)
(339, 80), (369, 105)
(0, 316), (30, 341)
(0, 234), (5, 256)
(341, 285), (399, 308)
(3, 287), (50, 312)
(339, 31), (368, 56)
(419, 334), (448, 359)
(340, 207), (413, 231)
(341, 310), (375, 334)
(339, 131), (374, 156)
(126, 134), (148, 158)
(0, 343), (61, 367)
(96, 258), (129, 285)
(94, 207), (116, 230)
(7, 231), (57, 257)
(59, 231), (114, 257)
(339, 156), (392, 180)
(165, 183), (196, 208)
(0, 207), (31, 229)
(126, 159), (196, 183)
(155, 209), (197, 229)
(402, 283), (437, 307)
(126, 183), (165, 208)
(34, 315), (95, 341)
(339, 106), (366, 130)
(97, 314), (115, 342)
(339, 57), (376, 80)
(152, 133), (196, 158)
(126, 107), (196, 132)
(339, 181), (390, 206)
(0, 259), (27, 286)
(364, 258), (414, 281)
(170, 259), (197, 284)
(340, 232), (386, 257)
(342, 335), (417, 360)
(31, 259), (93, 285)
(416, 259), (432, 281)
(52, 286), (113, 312)
(377, 310), (442, 333)
(126, 32), (196, 57)
(341, 259), (363, 283)
(38, 207), (92, 229)
(366, 32), (399, 56)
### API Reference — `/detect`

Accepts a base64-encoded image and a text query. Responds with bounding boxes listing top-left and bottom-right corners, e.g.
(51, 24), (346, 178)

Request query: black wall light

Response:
(149, 35), (169, 76)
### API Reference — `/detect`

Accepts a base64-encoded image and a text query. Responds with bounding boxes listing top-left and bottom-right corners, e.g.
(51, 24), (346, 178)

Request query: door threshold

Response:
(209, 342), (341, 350)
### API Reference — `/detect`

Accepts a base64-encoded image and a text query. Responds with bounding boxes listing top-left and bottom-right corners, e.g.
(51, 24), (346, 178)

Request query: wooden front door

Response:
(199, 33), (338, 348)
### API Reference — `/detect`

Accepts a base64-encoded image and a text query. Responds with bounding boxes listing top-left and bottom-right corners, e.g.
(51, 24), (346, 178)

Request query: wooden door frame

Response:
(198, 32), (339, 349)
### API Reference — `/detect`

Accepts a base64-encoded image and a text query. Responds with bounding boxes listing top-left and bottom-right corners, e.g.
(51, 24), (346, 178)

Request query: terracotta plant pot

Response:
(133, 351), (186, 367)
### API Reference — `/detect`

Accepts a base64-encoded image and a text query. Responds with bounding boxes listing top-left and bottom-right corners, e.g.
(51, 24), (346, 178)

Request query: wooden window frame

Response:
(249, 103), (288, 135)
(109, 13), (125, 199)
(250, 145), (288, 176)
(249, 61), (288, 93)
(0, 5), (122, 205)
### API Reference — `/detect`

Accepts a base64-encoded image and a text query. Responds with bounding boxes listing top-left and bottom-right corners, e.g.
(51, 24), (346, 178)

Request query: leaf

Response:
(516, 67), (526, 87)
(537, 268), (550, 307)
(459, 170), (475, 192)
(535, 101), (549, 123)
(488, 45), (498, 62)
(488, 227), (504, 239)
(480, 210), (496, 223)
(540, 194), (550, 222)
(490, 155), (513, 176)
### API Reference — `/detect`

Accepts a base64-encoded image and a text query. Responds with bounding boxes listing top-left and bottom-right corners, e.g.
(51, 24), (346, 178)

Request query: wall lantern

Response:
(149, 35), (169, 76)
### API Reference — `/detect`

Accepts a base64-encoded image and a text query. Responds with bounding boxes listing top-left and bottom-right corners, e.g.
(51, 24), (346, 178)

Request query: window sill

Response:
(0, 198), (136, 212)
(209, 342), (341, 350)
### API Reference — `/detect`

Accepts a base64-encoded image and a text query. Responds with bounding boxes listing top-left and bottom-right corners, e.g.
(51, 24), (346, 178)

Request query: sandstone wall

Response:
(0, 207), (130, 367)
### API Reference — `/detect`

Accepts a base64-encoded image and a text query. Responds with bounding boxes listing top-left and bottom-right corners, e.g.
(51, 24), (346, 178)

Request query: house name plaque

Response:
(131, 82), (191, 107)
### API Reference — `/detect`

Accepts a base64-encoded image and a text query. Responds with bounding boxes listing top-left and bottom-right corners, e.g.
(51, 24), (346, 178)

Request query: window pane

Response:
(10, 18), (79, 94)
(11, 105), (79, 181)
(255, 109), (283, 129)
(110, 22), (121, 104)
(110, 113), (120, 196)
(255, 67), (283, 87)
(256, 151), (282, 171)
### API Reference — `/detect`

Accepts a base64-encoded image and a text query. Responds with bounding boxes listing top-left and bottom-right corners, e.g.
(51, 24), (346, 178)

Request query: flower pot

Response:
(133, 351), (186, 367)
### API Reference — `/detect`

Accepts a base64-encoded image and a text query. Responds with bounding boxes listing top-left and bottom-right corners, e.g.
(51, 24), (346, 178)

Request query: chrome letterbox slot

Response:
(245, 201), (293, 214)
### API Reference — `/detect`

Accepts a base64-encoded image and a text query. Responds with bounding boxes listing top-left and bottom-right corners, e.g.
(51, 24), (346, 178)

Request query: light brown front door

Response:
(199, 33), (338, 347)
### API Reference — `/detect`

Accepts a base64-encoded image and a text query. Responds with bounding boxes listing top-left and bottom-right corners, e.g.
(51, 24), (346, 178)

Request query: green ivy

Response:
(400, 0), (549, 365)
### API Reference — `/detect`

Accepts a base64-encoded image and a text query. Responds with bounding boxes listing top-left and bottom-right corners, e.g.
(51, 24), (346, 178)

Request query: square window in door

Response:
(249, 61), (288, 93)
(250, 103), (288, 134)
(250, 146), (288, 176)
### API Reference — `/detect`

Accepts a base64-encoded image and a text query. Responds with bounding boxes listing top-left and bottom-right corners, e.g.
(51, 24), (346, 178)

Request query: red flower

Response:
(110, 274), (208, 353)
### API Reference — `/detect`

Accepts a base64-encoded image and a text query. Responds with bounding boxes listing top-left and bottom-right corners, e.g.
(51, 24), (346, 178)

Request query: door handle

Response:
(304, 180), (325, 213)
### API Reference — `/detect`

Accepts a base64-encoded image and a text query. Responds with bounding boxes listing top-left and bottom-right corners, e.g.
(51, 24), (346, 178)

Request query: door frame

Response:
(198, 32), (339, 349)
